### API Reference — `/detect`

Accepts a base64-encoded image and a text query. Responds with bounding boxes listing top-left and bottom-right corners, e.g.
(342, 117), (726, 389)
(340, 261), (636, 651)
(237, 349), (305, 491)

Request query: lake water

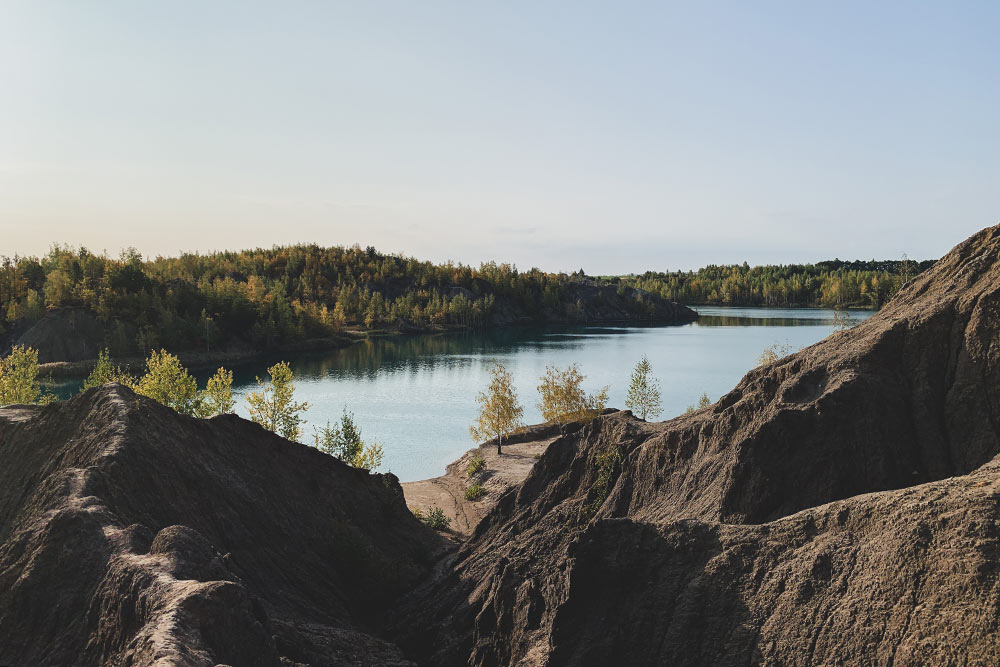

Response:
(219, 307), (873, 482)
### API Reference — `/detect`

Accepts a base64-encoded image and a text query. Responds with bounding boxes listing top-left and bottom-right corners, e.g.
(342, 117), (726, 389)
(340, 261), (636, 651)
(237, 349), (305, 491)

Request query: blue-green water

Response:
(218, 307), (872, 481)
(46, 307), (872, 481)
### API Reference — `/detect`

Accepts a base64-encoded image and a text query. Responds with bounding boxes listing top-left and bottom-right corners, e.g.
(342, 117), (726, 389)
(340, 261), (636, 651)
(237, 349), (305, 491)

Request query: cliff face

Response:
(0, 386), (442, 666)
(391, 224), (1000, 665)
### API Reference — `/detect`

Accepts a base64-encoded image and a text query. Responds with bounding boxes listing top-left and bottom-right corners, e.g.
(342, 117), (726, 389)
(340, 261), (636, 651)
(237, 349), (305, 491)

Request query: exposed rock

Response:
(391, 225), (1000, 665)
(0, 386), (442, 666)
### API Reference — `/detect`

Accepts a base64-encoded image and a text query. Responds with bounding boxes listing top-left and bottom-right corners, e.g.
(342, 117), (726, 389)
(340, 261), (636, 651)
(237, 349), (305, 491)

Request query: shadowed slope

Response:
(393, 224), (1000, 665)
(0, 385), (442, 666)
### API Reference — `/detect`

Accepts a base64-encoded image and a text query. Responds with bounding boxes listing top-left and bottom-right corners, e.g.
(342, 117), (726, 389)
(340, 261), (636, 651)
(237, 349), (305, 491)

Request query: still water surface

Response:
(222, 307), (873, 482)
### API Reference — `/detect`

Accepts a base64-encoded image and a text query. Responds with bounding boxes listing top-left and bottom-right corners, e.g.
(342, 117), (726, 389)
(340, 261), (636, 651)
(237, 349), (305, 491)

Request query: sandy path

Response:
(402, 438), (557, 537)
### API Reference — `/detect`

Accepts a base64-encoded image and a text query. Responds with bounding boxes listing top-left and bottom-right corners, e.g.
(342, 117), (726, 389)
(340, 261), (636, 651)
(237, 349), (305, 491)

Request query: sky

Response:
(1, 1), (997, 273)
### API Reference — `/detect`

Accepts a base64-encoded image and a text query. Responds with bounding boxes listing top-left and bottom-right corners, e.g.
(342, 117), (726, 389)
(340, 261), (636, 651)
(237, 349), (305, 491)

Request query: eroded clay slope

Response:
(0, 385), (442, 667)
(393, 224), (1000, 665)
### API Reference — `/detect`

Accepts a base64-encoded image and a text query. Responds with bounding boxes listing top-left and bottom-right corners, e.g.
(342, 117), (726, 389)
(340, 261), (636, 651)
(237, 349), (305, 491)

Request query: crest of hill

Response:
(0, 385), (442, 666)
(392, 223), (1000, 666)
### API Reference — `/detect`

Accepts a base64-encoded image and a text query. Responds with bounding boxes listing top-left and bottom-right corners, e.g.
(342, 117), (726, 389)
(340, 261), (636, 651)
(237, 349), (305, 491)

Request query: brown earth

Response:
(403, 438), (558, 537)
(389, 223), (1000, 665)
(0, 385), (444, 666)
(7, 224), (1000, 666)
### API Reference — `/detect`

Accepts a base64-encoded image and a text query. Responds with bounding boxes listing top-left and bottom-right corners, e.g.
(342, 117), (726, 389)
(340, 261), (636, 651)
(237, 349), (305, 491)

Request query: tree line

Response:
(0, 244), (606, 356)
(605, 257), (933, 309)
(1, 244), (930, 358)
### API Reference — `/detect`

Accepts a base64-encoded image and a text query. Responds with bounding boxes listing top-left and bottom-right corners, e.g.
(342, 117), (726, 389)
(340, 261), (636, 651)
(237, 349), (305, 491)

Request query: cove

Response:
(227, 306), (874, 482)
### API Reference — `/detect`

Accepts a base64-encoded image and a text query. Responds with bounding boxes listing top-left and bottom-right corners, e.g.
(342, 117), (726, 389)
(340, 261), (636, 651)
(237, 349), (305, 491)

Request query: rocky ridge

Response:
(390, 224), (1000, 665)
(5, 224), (1000, 665)
(0, 386), (442, 666)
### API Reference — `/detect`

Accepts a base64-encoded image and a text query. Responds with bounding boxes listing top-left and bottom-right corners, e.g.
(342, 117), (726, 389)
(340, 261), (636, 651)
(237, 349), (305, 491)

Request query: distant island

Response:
(0, 244), (929, 367)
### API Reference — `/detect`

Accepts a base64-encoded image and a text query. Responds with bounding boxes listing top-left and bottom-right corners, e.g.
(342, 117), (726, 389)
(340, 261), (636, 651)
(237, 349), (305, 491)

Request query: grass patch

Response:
(582, 444), (623, 518)
(466, 450), (486, 477)
(464, 483), (485, 501)
(417, 506), (450, 531)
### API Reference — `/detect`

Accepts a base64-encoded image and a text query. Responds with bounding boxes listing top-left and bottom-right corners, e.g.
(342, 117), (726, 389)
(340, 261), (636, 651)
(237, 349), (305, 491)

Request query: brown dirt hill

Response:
(391, 224), (1000, 666)
(0, 385), (443, 667)
(13, 307), (108, 363)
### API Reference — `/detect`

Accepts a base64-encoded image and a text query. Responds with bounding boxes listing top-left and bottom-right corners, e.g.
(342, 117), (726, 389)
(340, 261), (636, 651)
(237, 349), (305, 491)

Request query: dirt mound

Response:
(14, 307), (109, 363)
(391, 224), (1000, 665)
(0, 385), (442, 666)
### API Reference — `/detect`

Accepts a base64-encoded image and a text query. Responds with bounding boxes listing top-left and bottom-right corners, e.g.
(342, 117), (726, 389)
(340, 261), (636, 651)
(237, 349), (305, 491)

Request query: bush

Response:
(464, 483), (484, 501)
(582, 444), (623, 518)
(83, 348), (135, 390)
(133, 349), (198, 415)
(756, 343), (794, 367)
(314, 409), (385, 471)
(247, 360), (309, 440)
(466, 450), (486, 477)
(684, 392), (712, 414)
(422, 506), (450, 530)
(537, 363), (608, 423)
(0, 345), (41, 405)
(0, 345), (55, 405)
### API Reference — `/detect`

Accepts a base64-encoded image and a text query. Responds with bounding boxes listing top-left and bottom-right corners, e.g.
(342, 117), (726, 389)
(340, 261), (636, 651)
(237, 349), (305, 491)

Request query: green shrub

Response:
(684, 392), (712, 414)
(313, 408), (384, 471)
(582, 444), (623, 518)
(0, 345), (42, 405)
(466, 450), (486, 477)
(422, 506), (451, 531)
(83, 348), (136, 390)
(464, 483), (484, 501)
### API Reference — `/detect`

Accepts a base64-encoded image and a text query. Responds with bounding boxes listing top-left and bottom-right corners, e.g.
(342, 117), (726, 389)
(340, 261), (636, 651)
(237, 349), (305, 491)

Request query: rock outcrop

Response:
(0, 386), (442, 666)
(391, 224), (1000, 665)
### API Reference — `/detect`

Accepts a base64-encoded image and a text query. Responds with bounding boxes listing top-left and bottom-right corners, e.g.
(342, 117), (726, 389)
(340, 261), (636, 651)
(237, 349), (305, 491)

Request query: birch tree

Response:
(471, 361), (524, 455)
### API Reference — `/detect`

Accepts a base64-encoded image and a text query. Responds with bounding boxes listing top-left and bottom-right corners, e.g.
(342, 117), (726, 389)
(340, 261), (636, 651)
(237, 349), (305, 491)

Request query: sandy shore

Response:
(402, 437), (558, 537)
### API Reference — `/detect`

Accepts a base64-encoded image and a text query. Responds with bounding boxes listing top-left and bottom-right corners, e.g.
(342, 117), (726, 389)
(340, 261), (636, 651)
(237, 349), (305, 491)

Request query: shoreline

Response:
(399, 417), (596, 537)
(32, 314), (697, 378)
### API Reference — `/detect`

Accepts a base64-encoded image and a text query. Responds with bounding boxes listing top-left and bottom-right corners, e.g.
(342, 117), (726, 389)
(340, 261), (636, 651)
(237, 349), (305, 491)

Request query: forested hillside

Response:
(0, 245), (930, 360)
(607, 258), (934, 309)
(0, 244), (693, 359)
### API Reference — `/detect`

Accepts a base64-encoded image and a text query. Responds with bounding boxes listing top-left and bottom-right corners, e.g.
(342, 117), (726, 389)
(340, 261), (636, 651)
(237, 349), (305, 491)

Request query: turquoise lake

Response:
(220, 306), (873, 482)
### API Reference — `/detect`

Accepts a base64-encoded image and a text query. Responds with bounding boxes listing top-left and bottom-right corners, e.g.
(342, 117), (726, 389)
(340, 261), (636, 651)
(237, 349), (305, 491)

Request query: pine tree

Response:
(625, 355), (662, 421)
(471, 361), (524, 455)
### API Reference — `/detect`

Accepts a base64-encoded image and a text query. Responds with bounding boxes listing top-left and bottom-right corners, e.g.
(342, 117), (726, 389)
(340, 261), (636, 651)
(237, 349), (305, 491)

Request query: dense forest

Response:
(0, 244), (931, 359)
(608, 258), (934, 309)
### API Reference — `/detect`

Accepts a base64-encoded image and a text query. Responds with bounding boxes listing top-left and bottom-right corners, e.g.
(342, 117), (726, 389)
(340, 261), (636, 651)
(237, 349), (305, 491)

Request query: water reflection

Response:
(46, 307), (876, 481)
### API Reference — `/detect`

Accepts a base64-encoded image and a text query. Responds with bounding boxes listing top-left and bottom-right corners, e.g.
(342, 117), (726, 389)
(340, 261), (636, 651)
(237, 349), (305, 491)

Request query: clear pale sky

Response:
(1, 1), (997, 273)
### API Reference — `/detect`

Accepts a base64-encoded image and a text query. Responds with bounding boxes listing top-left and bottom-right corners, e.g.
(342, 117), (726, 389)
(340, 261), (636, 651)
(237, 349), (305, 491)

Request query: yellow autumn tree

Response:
(537, 363), (608, 424)
(471, 361), (524, 455)
(246, 361), (309, 441)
